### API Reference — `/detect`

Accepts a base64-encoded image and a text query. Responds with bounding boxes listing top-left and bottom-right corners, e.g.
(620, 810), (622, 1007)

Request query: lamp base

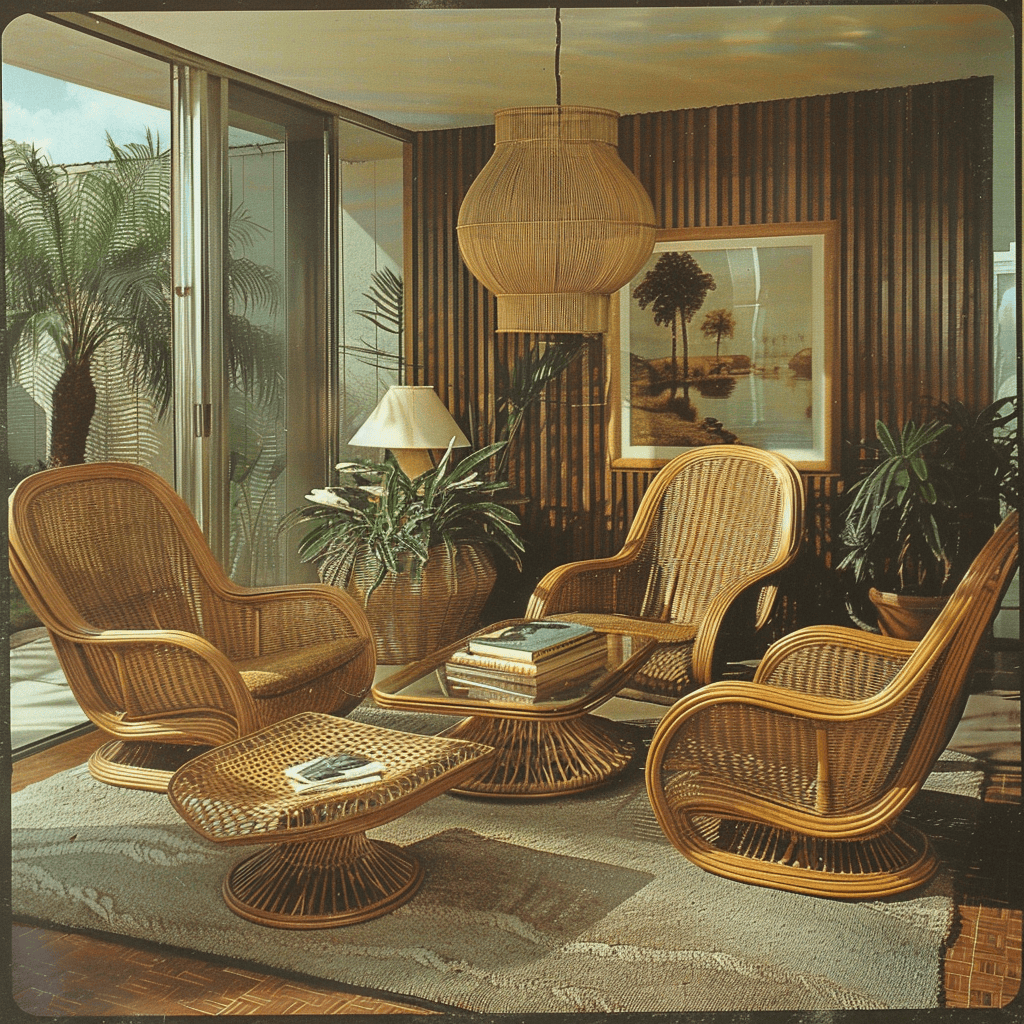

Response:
(496, 292), (608, 334)
(390, 448), (437, 479)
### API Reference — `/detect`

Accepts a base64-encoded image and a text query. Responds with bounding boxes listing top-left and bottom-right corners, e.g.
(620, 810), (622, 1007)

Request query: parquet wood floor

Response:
(13, 923), (428, 1016)
(10, 646), (1021, 1014)
(11, 730), (431, 1017)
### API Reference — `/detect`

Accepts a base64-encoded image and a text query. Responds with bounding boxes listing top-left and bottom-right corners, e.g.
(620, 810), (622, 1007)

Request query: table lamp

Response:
(349, 385), (471, 478)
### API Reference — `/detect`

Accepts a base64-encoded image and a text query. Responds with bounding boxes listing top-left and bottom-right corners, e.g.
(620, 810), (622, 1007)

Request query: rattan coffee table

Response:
(167, 712), (495, 928)
(370, 619), (661, 799)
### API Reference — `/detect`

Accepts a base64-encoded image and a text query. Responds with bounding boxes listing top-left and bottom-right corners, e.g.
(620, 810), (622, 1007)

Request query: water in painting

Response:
(627, 241), (816, 451)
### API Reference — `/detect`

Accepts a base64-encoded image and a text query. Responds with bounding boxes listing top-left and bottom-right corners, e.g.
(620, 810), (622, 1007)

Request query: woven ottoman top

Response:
(168, 712), (494, 845)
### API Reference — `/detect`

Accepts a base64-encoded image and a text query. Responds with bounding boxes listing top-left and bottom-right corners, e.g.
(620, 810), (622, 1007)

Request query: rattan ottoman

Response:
(167, 712), (495, 928)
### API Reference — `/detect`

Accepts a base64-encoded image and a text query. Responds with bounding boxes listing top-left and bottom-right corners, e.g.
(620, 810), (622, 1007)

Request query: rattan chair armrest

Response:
(689, 562), (795, 686)
(526, 545), (645, 618)
(61, 625), (263, 736)
(750, 625), (918, 701)
(222, 585), (376, 708)
(220, 583), (374, 642)
(662, 675), (896, 725)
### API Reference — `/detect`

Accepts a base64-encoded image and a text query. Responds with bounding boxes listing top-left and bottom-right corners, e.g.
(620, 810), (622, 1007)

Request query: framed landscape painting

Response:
(609, 222), (837, 471)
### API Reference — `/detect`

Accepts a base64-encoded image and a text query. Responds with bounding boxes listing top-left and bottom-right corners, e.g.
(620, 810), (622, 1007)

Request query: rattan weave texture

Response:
(8, 463), (376, 792)
(169, 713), (495, 842)
(167, 711), (496, 927)
(527, 447), (804, 701)
(325, 541), (498, 664)
(646, 511), (1019, 898)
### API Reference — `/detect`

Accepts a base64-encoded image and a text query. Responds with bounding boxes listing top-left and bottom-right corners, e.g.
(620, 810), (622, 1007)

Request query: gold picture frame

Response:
(608, 221), (838, 471)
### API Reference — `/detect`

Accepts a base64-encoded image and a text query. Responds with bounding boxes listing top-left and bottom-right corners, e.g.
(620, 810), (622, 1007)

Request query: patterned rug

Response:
(11, 707), (987, 1013)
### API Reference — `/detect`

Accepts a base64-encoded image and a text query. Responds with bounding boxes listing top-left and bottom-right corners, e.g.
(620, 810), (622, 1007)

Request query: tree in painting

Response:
(633, 251), (715, 400)
(700, 308), (737, 366)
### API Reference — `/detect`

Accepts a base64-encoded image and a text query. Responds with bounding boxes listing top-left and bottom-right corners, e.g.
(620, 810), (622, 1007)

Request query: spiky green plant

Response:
(282, 440), (523, 599)
(839, 397), (1019, 596)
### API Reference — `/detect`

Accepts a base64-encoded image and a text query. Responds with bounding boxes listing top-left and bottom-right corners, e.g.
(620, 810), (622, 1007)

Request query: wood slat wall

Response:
(406, 78), (994, 617)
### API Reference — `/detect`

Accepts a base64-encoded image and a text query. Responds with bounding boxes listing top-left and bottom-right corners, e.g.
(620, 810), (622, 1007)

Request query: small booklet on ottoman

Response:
(284, 751), (386, 794)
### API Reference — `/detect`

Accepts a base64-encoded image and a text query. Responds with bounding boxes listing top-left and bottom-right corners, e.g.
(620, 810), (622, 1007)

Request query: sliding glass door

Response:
(3, 21), (173, 748)
(221, 83), (331, 584)
(5, 14), (406, 751)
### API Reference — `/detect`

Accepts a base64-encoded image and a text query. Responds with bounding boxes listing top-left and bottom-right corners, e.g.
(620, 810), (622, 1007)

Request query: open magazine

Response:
(284, 751), (386, 794)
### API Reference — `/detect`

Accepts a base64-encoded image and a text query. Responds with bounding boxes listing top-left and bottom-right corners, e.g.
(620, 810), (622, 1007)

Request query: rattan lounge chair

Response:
(9, 462), (376, 792)
(646, 510), (1019, 899)
(526, 446), (805, 701)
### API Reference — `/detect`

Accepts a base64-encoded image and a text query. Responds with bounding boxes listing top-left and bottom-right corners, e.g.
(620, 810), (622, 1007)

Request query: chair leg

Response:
(223, 832), (423, 928)
(88, 740), (212, 793)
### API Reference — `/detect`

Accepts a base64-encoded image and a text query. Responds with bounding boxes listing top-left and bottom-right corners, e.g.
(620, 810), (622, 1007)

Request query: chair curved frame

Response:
(646, 511), (1019, 898)
(526, 446), (804, 696)
(9, 462), (376, 791)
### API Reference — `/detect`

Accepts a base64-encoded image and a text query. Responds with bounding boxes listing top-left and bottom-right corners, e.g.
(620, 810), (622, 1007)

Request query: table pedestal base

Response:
(444, 714), (636, 798)
(223, 832), (423, 928)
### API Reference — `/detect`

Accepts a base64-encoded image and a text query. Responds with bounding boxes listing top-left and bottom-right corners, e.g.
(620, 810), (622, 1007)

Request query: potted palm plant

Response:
(838, 397), (1018, 639)
(283, 440), (524, 663)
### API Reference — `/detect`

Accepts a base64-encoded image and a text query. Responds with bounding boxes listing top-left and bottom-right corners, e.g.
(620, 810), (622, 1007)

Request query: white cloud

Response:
(3, 83), (167, 164)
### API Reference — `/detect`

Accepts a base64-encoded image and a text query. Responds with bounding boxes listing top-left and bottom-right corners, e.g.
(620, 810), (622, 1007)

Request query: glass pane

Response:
(3, 21), (172, 483)
(3, 17), (171, 750)
(338, 128), (405, 463)
(226, 83), (327, 585)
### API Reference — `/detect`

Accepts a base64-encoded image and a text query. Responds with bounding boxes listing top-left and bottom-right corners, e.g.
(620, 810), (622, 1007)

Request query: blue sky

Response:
(2, 64), (168, 163)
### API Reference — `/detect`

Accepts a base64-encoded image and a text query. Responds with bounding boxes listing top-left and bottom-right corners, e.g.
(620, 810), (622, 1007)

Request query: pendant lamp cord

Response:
(554, 7), (562, 106)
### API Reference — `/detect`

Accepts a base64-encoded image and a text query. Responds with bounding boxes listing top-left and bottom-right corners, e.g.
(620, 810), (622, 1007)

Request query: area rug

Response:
(11, 706), (987, 1013)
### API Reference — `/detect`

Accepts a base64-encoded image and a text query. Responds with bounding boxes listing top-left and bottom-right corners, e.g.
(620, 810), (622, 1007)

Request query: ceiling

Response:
(83, 5), (1016, 132)
(2, 3), (1016, 239)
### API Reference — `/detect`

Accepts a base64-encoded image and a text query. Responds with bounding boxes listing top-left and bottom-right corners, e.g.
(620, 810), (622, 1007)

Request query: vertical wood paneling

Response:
(407, 78), (993, 615)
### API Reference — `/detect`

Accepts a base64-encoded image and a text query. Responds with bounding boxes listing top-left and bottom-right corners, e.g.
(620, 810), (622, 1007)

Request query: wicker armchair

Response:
(646, 510), (1019, 899)
(526, 446), (804, 701)
(9, 462), (376, 792)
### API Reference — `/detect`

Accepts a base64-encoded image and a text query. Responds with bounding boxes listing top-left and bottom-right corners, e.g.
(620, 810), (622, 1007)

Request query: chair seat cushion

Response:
(236, 637), (369, 699)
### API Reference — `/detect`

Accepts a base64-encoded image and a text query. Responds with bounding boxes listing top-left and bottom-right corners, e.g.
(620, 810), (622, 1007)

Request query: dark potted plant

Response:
(283, 440), (524, 663)
(838, 396), (1019, 639)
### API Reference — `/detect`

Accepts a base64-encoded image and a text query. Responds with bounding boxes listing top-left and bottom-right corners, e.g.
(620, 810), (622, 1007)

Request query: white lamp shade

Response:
(349, 386), (471, 451)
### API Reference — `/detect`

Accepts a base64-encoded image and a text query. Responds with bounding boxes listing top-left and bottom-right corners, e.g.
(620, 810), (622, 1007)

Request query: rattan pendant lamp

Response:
(457, 9), (656, 335)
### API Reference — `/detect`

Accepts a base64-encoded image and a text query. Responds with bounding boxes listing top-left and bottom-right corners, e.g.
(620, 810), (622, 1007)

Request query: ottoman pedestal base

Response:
(224, 832), (423, 928)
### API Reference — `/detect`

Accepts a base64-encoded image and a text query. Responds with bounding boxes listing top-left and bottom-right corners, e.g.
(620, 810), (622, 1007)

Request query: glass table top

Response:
(371, 621), (655, 719)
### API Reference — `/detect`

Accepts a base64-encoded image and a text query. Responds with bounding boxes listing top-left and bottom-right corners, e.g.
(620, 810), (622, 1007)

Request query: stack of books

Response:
(284, 751), (386, 794)
(444, 620), (607, 702)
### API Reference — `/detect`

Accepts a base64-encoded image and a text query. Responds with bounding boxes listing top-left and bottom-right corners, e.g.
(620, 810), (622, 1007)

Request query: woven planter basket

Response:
(320, 542), (498, 664)
(868, 587), (949, 641)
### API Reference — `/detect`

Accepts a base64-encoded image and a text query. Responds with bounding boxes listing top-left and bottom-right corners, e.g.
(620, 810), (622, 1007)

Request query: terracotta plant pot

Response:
(868, 587), (949, 641)
(320, 542), (498, 664)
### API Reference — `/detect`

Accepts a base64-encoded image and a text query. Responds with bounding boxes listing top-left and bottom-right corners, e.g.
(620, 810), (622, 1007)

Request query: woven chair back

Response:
(629, 448), (801, 625)
(11, 464), (224, 637)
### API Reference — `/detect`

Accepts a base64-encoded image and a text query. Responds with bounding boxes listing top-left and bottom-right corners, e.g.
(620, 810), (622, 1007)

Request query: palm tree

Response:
(4, 134), (282, 467)
(633, 251), (715, 400)
(4, 134), (172, 466)
(700, 307), (737, 366)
